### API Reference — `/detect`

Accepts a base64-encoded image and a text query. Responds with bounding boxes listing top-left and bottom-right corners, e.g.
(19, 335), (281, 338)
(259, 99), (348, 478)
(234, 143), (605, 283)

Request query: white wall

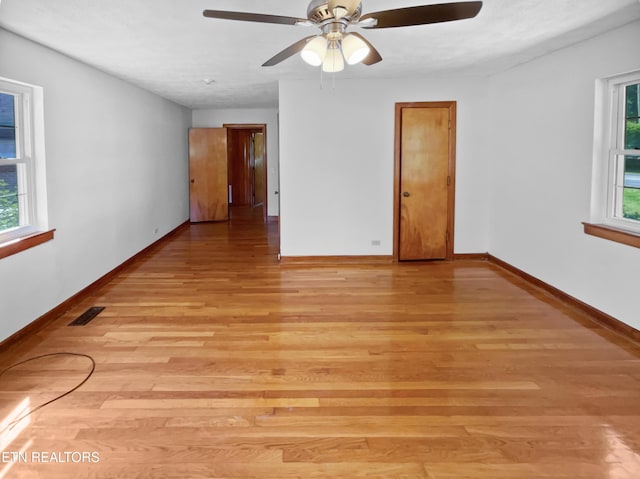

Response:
(3, 20), (636, 342)
(192, 108), (280, 217)
(487, 20), (640, 330)
(0, 29), (191, 342)
(278, 77), (490, 256)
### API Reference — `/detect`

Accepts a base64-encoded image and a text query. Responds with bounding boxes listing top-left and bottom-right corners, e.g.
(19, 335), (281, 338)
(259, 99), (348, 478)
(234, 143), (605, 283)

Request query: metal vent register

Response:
(68, 306), (105, 326)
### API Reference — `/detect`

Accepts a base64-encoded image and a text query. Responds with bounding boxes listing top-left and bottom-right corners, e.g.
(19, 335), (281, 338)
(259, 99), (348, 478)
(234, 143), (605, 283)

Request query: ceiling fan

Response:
(203, 1), (483, 72)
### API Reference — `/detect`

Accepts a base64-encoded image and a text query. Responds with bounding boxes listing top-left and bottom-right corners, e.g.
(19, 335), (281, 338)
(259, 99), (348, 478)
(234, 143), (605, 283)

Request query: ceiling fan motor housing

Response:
(306, 0), (362, 23)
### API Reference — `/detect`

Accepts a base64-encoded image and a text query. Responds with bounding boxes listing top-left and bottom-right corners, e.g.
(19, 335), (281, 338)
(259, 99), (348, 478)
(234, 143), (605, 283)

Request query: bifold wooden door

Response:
(189, 128), (228, 222)
(395, 102), (456, 261)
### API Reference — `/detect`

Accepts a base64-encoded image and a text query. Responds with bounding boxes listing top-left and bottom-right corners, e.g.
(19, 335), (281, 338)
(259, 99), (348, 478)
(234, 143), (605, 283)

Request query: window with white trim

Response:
(591, 70), (640, 234)
(0, 77), (47, 244)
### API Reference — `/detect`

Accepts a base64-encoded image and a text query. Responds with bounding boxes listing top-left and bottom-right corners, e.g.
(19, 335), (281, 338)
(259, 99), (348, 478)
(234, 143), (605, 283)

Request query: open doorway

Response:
(224, 124), (268, 223)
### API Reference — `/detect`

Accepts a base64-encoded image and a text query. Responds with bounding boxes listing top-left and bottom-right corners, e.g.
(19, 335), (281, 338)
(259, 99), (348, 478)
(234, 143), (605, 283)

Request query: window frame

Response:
(0, 76), (50, 252)
(589, 70), (640, 240)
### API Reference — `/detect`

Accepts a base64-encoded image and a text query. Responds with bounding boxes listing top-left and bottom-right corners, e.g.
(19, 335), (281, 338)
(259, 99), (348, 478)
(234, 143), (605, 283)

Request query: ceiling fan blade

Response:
(262, 36), (317, 67)
(328, 0), (361, 18)
(360, 1), (482, 29)
(203, 10), (308, 26)
(349, 32), (382, 65)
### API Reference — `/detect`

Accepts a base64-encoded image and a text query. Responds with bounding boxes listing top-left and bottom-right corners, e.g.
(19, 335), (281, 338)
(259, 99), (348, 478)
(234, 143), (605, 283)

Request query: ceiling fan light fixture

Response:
(301, 35), (328, 66)
(322, 42), (344, 73)
(341, 33), (370, 65)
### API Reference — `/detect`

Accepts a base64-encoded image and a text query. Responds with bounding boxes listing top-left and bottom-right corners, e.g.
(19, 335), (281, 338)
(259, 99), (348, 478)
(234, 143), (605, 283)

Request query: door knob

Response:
(403, 192), (410, 197)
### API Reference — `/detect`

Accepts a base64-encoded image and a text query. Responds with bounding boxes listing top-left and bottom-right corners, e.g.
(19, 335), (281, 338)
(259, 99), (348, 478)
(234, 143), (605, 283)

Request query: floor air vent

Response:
(68, 306), (105, 326)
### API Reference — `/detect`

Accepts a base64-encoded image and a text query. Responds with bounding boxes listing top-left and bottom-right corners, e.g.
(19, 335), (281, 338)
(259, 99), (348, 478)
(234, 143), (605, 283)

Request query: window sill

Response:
(0, 229), (56, 260)
(583, 222), (640, 249)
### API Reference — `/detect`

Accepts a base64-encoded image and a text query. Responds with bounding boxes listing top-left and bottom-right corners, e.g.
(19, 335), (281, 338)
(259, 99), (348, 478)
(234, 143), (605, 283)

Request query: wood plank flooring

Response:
(1, 207), (640, 478)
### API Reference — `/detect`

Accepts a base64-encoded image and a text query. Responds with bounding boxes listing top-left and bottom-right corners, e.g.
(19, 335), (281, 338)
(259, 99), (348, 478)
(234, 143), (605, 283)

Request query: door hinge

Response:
(446, 231), (450, 243)
(447, 176), (451, 186)
(448, 120), (451, 129)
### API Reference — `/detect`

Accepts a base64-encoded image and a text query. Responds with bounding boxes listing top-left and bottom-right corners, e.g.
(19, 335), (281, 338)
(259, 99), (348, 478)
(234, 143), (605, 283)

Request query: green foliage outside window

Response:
(0, 178), (19, 230)
(624, 188), (640, 221)
(627, 121), (640, 150)
(624, 85), (640, 220)
(627, 83), (640, 149)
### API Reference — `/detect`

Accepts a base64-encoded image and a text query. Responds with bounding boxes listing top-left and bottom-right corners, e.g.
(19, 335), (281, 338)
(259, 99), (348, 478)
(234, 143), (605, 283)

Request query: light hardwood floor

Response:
(1, 208), (640, 478)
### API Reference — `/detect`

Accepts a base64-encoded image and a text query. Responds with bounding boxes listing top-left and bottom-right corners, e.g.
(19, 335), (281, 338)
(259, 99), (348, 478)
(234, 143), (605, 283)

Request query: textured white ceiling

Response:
(1, 0), (639, 109)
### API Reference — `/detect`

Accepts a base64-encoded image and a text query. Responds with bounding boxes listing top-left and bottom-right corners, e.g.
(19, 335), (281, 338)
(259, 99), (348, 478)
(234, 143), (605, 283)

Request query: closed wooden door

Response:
(396, 103), (455, 260)
(189, 128), (228, 222)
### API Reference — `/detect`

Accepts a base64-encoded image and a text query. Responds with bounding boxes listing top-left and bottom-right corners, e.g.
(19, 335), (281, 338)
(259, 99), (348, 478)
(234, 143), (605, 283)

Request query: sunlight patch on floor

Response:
(0, 397), (32, 479)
